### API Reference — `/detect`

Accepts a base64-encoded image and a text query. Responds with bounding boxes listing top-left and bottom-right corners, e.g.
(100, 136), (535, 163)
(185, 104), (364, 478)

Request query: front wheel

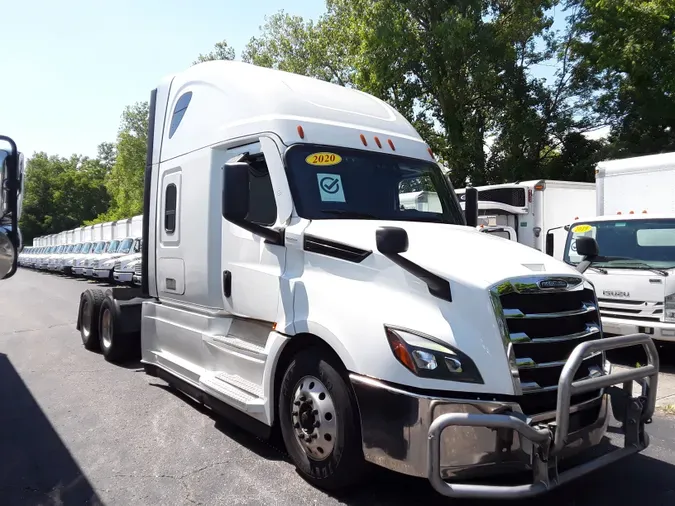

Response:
(279, 348), (369, 493)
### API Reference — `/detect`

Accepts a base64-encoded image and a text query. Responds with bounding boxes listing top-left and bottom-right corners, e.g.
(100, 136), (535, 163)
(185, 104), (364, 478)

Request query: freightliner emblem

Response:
(538, 279), (568, 289)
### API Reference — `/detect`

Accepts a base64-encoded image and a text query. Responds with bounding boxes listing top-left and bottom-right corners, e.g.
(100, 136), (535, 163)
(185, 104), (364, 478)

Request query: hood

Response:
(585, 268), (675, 303)
(114, 252), (140, 264)
(303, 219), (582, 289)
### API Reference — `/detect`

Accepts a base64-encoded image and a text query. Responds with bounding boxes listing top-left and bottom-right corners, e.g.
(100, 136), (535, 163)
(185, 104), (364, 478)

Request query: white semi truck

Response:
(560, 152), (675, 345)
(112, 214), (143, 284)
(0, 135), (24, 280)
(455, 180), (596, 260)
(74, 60), (659, 499)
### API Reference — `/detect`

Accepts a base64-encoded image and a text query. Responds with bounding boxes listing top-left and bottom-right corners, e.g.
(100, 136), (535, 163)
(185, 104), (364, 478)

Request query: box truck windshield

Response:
(564, 218), (675, 271)
(283, 144), (464, 224)
(117, 238), (134, 254)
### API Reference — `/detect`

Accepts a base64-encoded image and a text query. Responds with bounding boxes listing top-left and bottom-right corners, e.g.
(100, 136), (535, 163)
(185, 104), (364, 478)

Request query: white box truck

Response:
(455, 180), (596, 260)
(113, 215), (143, 284)
(560, 152), (675, 344)
(72, 225), (96, 276)
(73, 60), (658, 500)
(83, 223), (111, 277)
(92, 218), (136, 280)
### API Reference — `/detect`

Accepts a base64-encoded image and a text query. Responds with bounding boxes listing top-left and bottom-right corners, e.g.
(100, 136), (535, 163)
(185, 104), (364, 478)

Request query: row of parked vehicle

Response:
(17, 216), (143, 285)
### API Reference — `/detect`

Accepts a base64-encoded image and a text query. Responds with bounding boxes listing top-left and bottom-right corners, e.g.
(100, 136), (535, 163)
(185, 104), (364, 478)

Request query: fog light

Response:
(412, 350), (437, 370)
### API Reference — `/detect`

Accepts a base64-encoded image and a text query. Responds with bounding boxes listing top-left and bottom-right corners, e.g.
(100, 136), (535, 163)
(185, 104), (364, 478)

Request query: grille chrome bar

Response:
(509, 323), (600, 344)
(516, 351), (602, 370)
(503, 301), (597, 319)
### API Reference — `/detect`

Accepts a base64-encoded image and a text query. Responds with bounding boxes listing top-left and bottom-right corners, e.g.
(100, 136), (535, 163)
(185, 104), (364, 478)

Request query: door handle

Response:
(223, 270), (232, 297)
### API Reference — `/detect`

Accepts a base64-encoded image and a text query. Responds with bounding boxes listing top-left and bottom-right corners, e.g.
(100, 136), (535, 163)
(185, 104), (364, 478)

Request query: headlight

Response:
(383, 325), (483, 384)
(665, 292), (675, 323)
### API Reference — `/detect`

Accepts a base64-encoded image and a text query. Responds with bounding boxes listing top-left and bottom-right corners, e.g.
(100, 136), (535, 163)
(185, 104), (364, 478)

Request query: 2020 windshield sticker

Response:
(317, 173), (346, 202)
(305, 152), (342, 166)
(572, 224), (592, 233)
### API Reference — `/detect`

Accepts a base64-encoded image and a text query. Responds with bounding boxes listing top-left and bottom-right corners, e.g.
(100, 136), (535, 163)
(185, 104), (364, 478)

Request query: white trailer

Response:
(455, 180), (596, 260)
(114, 218), (131, 239)
(73, 60), (658, 500)
(562, 152), (675, 343)
(130, 214), (143, 237)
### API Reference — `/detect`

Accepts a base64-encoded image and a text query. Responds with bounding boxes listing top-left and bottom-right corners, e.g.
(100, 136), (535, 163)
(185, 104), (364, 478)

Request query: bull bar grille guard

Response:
(427, 332), (659, 499)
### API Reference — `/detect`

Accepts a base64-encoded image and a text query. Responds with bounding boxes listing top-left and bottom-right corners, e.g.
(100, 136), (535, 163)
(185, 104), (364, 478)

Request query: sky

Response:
(0, 1), (606, 161)
(0, 0), (327, 159)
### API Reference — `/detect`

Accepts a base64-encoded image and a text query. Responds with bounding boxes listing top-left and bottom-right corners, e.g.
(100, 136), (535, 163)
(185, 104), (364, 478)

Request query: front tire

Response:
(279, 347), (369, 493)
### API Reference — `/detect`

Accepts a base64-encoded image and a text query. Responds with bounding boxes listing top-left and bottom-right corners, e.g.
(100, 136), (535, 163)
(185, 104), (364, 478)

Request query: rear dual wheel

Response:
(78, 288), (137, 363)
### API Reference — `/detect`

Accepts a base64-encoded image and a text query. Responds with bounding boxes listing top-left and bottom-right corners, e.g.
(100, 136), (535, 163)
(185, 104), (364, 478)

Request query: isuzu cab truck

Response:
(75, 60), (659, 500)
(560, 152), (675, 345)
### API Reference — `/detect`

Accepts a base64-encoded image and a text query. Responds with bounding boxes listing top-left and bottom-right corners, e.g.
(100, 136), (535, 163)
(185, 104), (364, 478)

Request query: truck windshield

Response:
(108, 240), (120, 253)
(81, 243), (92, 254)
(93, 241), (106, 254)
(118, 238), (133, 254)
(564, 218), (675, 269)
(283, 144), (465, 225)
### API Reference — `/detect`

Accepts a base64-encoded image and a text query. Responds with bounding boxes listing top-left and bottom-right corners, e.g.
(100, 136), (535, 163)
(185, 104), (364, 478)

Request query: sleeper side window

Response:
(165, 183), (177, 233)
(168, 92), (193, 139)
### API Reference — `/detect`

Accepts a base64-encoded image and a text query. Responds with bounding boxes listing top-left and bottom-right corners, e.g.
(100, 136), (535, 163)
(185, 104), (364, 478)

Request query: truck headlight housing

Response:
(665, 292), (675, 323)
(384, 325), (483, 384)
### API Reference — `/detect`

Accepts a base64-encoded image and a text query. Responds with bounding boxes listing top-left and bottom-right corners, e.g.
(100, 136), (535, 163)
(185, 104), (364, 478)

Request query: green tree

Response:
(193, 40), (236, 64)
(89, 101), (149, 223)
(20, 152), (110, 244)
(570, 0), (675, 156)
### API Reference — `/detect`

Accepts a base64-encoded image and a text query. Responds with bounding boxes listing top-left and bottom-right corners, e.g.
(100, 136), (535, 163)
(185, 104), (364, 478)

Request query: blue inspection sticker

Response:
(317, 173), (346, 202)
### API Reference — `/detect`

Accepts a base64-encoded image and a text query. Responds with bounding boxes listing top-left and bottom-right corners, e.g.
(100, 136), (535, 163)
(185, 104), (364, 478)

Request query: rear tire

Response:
(79, 289), (105, 351)
(98, 296), (138, 363)
(279, 347), (369, 493)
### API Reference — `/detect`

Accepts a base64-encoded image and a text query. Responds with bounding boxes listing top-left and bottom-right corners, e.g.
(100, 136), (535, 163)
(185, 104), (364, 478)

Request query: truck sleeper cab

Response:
(75, 61), (659, 500)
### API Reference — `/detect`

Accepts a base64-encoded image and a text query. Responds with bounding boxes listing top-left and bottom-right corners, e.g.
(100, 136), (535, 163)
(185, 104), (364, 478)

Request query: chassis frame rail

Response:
(427, 333), (659, 499)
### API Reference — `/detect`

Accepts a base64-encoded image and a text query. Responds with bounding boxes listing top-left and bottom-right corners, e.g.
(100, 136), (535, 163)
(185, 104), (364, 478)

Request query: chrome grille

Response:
(114, 260), (122, 271)
(598, 298), (663, 322)
(492, 275), (605, 415)
(134, 263), (142, 275)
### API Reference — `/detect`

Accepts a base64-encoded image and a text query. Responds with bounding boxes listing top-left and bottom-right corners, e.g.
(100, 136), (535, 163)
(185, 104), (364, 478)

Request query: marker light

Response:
(387, 139), (396, 151)
(643, 210), (648, 214)
(360, 134), (367, 146)
(374, 136), (382, 148)
(617, 211), (622, 215)
(297, 125), (305, 139)
(629, 210), (635, 214)
(428, 147), (434, 157)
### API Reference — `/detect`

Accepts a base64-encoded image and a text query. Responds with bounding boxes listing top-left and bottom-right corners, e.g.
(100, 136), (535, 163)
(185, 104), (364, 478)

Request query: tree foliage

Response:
(20, 152), (110, 244)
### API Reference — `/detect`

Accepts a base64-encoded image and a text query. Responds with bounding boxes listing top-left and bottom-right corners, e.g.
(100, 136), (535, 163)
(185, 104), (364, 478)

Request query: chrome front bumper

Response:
(113, 271), (133, 283)
(72, 266), (85, 275)
(350, 333), (658, 500)
(83, 267), (94, 277)
(603, 316), (675, 342)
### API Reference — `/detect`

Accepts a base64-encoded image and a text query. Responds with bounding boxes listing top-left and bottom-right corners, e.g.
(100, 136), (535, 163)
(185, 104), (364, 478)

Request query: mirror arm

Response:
(227, 217), (284, 246)
(576, 255), (597, 274)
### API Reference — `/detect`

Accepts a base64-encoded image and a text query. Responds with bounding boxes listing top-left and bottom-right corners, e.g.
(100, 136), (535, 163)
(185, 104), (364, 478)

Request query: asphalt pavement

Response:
(1, 269), (675, 506)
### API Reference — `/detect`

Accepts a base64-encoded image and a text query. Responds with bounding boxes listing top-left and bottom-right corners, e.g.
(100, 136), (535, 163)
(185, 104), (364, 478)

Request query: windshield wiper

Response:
(588, 265), (608, 274)
(606, 261), (669, 276)
(321, 210), (379, 219)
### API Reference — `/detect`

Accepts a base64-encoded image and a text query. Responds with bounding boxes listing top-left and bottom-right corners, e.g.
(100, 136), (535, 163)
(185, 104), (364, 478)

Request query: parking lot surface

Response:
(1, 269), (675, 505)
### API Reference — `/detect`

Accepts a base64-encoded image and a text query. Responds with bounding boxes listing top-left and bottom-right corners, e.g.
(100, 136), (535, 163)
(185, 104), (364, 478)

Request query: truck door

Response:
(220, 139), (287, 327)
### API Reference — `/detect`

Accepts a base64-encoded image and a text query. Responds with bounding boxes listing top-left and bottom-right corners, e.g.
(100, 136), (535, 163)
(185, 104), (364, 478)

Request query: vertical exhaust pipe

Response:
(464, 186), (478, 228)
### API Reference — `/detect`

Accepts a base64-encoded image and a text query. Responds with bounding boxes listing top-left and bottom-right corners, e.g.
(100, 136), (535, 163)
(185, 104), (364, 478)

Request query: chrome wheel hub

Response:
(291, 375), (337, 461)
